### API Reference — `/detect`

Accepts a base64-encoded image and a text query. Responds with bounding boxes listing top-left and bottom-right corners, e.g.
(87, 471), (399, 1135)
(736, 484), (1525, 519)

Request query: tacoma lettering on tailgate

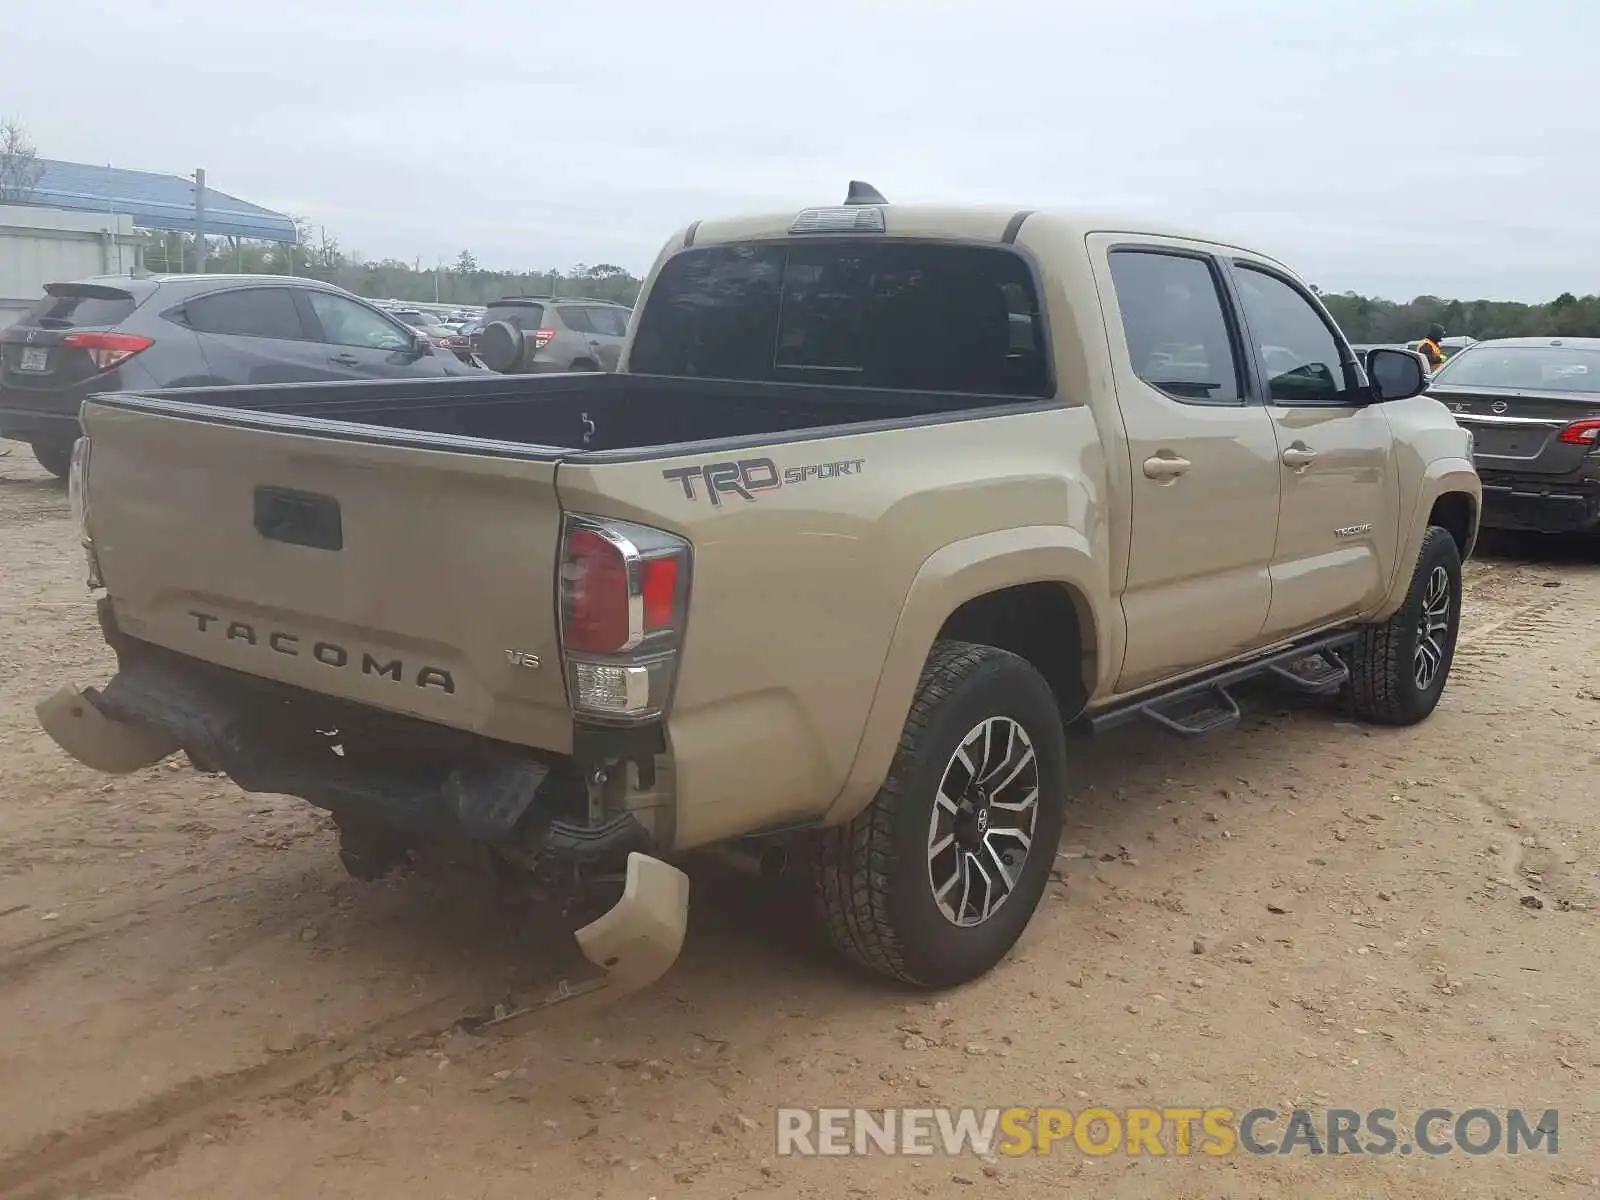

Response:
(187, 610), (456, 693)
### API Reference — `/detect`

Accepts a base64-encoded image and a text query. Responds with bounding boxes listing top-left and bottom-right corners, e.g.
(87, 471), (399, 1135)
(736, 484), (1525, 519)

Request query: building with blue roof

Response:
(23, 159), (296, 243)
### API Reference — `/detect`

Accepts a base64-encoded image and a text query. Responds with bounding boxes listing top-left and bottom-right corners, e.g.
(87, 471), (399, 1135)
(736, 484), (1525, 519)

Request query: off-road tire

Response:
(810, 640), (1067, 989)
(31, 437), (72, 480)
(1343, 525), (1462, 726)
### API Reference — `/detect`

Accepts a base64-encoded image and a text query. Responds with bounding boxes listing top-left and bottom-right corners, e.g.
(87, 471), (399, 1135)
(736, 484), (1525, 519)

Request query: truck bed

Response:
(98, 371), (1044, 457)
(76, 369), (1057, 765)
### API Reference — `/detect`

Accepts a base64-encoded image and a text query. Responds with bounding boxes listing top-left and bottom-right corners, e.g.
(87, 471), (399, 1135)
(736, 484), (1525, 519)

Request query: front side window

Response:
(305, 292), (411, 351)
(628, 240), (1049, 397)
(1232, 266), (1352, 404)
(1107, 250), (1241, 405)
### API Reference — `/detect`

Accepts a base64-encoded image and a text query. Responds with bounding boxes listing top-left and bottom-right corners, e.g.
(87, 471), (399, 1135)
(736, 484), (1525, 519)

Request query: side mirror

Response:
(1365, 347), (1428, 402)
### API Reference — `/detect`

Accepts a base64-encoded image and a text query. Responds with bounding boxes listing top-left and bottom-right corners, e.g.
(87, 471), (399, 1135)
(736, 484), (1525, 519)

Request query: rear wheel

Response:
(810, 641), (1067, 989)
(569, 358), (599, 372)
(1343, 525), (1462, 726)
(31, 437), (73, 480)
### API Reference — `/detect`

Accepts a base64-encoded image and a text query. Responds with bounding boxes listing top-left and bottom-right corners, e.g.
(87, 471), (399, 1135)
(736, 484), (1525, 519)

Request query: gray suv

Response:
(472, 297), (632, 374)
(0, 274), (481, 477)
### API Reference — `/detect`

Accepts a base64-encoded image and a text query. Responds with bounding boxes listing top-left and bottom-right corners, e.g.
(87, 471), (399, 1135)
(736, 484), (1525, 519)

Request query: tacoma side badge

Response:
(505, 649), (542, 669)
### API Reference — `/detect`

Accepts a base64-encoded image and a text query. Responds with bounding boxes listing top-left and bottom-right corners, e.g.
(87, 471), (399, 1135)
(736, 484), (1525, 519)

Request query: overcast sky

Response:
(10, 0), (1594, 301)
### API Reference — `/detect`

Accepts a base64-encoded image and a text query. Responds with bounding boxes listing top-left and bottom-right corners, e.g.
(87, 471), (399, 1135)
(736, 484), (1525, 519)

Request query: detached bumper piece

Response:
(478, 852), (691, 1030)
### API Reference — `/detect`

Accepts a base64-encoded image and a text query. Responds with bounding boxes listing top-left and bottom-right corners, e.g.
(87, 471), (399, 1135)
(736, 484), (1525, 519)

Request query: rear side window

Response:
(585, 307), (630, 337)
(186, 287), (306, 341)
(1107, 250), (1241, 405)
(24, 287), (137, 329)
(629, 240), (1050, 397)
(557, 305), (595, 333)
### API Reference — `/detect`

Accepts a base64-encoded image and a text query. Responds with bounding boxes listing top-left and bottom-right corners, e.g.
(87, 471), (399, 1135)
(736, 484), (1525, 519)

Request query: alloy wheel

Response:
(926, 716), (1041, 927)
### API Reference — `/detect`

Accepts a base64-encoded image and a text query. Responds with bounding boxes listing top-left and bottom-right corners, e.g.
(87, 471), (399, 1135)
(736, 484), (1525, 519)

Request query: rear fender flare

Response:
(1374, 457), (1481, 621)
(820, 525), (1114, 826)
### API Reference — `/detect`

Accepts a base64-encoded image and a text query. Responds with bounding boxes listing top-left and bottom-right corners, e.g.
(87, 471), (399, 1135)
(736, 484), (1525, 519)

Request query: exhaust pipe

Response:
(707, 841), (790, 880)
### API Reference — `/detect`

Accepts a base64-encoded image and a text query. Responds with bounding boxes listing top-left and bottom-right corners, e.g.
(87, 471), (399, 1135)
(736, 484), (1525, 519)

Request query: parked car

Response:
(1431, 336), (1600, 534)
(40, 185), (1478, 1003)
(387, 308), (475, 364)
(473, 296), (631, 373)
(0, 275), (484, 477)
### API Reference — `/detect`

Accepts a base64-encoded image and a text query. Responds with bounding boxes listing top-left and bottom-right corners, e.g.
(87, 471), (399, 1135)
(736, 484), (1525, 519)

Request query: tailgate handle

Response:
(254, 487), (343, 551)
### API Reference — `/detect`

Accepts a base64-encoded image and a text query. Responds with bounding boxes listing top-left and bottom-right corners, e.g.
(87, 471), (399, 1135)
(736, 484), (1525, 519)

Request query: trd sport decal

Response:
(662, 456), (867, 506)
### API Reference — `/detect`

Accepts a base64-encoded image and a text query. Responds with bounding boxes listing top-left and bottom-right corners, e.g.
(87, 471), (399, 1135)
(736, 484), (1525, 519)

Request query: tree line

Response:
(1314, 288), (1600, 344)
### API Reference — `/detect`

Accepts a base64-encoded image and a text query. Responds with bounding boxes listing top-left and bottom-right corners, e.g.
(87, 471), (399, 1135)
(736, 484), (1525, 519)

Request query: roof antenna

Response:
(844, 180), (888, 206)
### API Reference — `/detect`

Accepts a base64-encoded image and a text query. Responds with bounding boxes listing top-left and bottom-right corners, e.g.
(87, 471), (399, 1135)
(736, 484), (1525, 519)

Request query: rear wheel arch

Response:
(935, 582), (1095, 721)
(822, 528), (1110, 827)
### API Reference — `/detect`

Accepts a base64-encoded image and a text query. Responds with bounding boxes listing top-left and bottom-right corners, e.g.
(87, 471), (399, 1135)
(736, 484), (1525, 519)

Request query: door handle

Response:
(1142, 453), (1192, 480)
(1281, 445), (1318, 470)
(331, 353), (360, 366)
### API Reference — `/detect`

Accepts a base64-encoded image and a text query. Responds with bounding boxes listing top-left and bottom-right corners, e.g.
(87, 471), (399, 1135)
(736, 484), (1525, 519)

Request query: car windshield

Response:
(1434, 345), (1600, 393)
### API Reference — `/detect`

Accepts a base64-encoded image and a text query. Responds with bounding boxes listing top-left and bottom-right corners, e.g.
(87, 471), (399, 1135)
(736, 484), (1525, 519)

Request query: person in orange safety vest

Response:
(1416, 323), (1447, 372)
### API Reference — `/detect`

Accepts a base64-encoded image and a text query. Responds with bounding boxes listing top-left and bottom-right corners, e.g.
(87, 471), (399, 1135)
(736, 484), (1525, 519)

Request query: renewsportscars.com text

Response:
(775, 1106), (1560, 1158)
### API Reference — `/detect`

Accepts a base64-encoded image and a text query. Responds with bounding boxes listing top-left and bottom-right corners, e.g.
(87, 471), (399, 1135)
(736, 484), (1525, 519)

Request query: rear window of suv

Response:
(628, 240), (1049, 397)
(23, 285), (139, 329)
(486, 303), (546, 331)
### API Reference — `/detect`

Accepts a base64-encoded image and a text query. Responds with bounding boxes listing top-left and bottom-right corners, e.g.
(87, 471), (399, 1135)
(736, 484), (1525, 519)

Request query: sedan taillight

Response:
(60, 331), (153, 372)
(1556, 418), (1600, 447)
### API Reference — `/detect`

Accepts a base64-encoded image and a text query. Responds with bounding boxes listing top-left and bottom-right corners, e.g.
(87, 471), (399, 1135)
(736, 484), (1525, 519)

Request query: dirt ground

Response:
(1, 447), (1598, 1200)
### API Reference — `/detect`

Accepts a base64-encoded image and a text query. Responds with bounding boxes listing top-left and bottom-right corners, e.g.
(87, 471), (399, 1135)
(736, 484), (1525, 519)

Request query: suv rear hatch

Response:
(80, 398), (577, 752)
(0, 282), (153, 394)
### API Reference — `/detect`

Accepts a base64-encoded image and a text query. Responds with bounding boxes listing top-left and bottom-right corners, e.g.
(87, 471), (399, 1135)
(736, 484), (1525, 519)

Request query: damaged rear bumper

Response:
(36, 623), (690, 997)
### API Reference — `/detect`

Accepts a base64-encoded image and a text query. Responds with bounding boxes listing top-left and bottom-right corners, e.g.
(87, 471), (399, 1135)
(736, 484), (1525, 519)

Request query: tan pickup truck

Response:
(40, 183), (1480, 1001)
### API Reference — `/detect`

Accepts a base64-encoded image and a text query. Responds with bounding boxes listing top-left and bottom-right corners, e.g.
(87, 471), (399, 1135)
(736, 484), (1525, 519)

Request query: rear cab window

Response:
(628, 240), (1050, 397)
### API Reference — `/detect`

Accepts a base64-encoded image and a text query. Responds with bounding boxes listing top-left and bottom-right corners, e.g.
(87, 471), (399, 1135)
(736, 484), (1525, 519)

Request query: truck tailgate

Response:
(81, 399), (574, 753)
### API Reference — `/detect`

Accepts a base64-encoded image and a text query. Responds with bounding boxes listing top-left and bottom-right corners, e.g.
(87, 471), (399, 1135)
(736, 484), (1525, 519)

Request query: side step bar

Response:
(1081, 631), (1358, 739)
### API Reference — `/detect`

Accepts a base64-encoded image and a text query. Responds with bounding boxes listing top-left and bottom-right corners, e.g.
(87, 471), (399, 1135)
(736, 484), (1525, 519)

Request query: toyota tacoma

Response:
(38, 184), (1480, 999)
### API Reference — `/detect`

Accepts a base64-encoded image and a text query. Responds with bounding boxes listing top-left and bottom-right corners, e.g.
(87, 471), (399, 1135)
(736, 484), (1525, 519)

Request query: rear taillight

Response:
(531, 328), (557, 352)
(559, 515), (691, 722)
(1557, 418), (1600, 447)
(60, 331), (153, 372)
(68, 435), (102, 588)
(68, 436), (91, 546)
